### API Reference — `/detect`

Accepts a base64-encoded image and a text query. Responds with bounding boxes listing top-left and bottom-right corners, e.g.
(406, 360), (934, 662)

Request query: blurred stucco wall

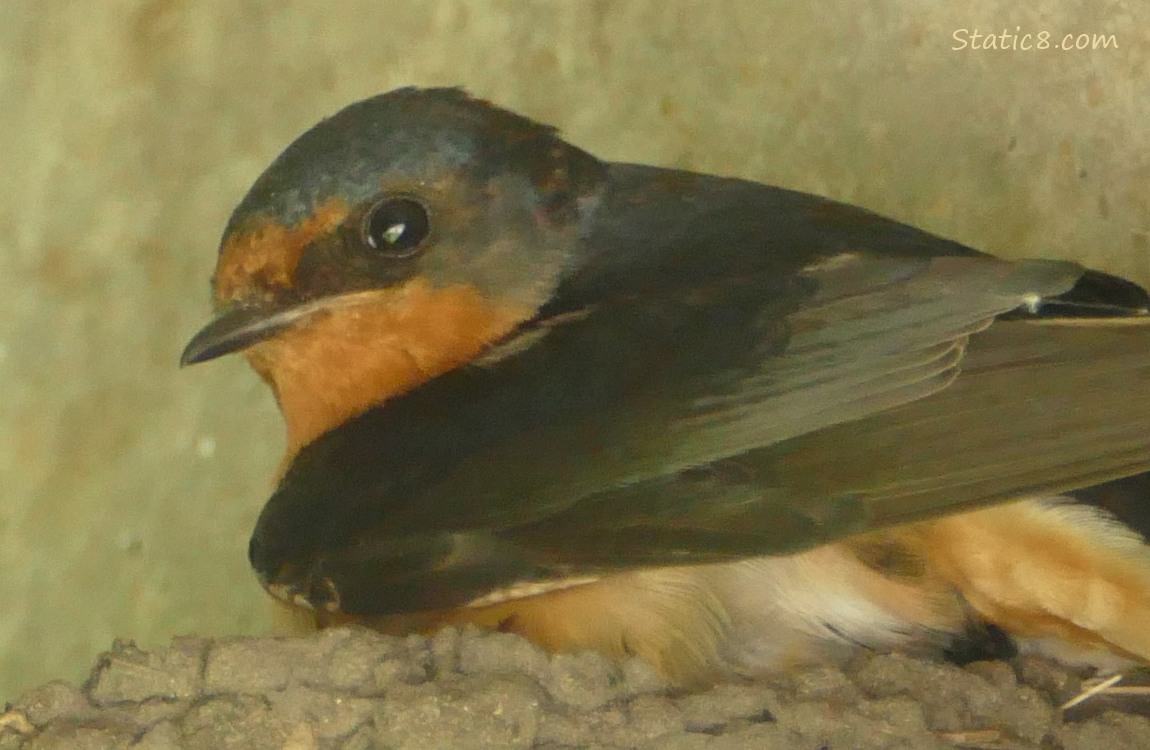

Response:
(1, 0), (1146, 699)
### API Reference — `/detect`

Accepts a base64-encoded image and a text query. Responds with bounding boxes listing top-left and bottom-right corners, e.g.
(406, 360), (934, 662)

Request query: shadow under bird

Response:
(182, 87), (1150, 682)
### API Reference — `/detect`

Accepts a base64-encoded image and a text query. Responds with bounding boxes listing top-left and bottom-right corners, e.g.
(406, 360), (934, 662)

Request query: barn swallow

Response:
(182, 87), (1150, 683)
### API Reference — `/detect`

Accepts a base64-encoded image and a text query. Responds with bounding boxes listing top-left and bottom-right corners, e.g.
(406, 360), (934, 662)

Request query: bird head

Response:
(181, 87), (606, 452)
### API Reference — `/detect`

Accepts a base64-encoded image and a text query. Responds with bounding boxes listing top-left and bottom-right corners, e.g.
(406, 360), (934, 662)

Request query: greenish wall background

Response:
(1, 0), (1146, 699)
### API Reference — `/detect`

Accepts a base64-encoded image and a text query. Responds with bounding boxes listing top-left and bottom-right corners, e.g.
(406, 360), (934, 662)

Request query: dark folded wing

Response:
(506, 317), (1150, 568)
(250, 246), (1147, 614)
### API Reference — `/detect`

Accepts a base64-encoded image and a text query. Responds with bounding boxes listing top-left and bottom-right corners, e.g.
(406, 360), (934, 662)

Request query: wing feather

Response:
(252, 251), (1138, 614)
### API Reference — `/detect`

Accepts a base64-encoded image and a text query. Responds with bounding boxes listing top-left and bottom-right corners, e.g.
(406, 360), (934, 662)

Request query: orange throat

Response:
(245, 278), (529, 460)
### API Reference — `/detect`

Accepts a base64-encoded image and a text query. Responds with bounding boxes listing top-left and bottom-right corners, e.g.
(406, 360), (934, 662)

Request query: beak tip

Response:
(179, 326), (229, 368)
(178, 345), (204, 368)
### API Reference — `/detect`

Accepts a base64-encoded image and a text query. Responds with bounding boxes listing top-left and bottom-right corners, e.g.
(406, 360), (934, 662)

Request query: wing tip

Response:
(1004, 265), (1150, 320)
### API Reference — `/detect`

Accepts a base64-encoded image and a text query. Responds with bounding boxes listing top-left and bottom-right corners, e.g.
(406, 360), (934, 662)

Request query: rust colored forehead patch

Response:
(212, 198), (350, 306)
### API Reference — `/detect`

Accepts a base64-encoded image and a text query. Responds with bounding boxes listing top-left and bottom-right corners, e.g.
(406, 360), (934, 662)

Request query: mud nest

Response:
(3, 626), (1149, 749)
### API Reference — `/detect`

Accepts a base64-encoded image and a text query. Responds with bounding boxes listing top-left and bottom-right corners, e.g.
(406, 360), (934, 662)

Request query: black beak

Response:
(180, 304), (303, 366)
(180, 291), (387, 366)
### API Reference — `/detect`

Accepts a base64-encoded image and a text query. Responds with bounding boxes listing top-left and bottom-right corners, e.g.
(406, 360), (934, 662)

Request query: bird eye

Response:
(361, 197), (430, 256)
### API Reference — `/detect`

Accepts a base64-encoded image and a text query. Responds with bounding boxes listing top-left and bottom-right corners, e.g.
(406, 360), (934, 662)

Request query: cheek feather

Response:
(245, 277), (531, 459)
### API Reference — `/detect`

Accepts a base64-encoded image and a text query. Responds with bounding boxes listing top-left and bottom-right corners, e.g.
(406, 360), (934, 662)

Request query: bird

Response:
(182, 86), (1150, 684)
